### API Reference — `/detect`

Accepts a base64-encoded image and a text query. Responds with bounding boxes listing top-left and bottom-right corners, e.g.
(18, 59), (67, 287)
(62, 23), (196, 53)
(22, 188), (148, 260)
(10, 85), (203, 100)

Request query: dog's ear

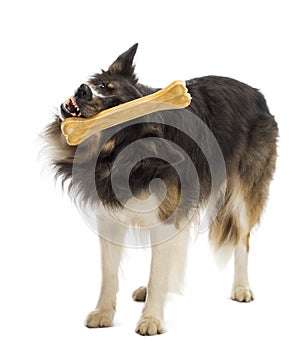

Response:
(108, 43), (138, 80)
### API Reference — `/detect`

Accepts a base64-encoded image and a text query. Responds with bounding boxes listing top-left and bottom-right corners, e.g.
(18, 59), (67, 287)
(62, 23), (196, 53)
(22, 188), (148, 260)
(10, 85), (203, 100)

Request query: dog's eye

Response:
(99, 83), (106, 89)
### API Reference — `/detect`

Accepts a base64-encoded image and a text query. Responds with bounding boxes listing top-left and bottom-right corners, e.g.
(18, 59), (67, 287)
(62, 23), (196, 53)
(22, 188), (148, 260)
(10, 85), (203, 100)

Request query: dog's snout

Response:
(75, 84), (93, 101)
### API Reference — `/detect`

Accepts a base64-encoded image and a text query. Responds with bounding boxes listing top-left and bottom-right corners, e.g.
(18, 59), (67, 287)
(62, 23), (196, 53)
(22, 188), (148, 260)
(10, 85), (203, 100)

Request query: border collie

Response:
(43, 44), (278, 335)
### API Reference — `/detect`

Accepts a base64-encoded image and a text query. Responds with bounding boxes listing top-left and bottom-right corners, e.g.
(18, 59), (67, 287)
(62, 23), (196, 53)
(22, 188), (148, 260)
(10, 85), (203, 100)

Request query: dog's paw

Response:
(132, 286), (147, 302)
(135, 316), (166, 336)
(85, 309), (114, 328)
(231, 286), (254, 302)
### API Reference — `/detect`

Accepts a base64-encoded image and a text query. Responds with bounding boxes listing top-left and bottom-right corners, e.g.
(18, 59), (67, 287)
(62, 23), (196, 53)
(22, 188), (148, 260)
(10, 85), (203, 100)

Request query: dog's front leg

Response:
(135, 241), (169, 335)
(135, 224), (189, 335)
(85, 234), (123, 328)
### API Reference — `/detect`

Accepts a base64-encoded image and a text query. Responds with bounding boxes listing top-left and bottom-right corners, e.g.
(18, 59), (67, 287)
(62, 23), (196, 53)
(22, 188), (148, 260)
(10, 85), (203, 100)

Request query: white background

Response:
(1, 0), (299, 347)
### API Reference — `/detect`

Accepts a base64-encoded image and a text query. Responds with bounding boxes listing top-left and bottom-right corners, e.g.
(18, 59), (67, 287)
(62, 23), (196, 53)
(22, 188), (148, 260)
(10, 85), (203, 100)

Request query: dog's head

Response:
(59, 43), (144, 120)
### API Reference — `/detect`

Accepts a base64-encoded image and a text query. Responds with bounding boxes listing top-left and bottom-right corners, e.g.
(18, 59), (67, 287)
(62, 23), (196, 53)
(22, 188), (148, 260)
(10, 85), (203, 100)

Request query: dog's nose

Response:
(75, 84), (93, 101)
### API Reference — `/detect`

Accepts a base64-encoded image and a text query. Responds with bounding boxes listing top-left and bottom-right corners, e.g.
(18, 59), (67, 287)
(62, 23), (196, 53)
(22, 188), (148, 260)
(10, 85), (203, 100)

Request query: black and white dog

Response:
(44, 44), (278, 335)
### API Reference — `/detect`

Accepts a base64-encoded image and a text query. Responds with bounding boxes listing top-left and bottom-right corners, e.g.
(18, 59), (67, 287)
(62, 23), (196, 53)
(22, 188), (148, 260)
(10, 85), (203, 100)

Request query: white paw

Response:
(132, 286), (147, 302)
(85, 309), (114, 328)
(135, 316), (166, 336)
(231, 286), (254, 302)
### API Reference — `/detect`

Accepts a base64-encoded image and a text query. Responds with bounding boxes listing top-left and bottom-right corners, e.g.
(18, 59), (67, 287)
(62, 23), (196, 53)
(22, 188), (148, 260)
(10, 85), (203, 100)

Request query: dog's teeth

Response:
(66, 96), (81, 116)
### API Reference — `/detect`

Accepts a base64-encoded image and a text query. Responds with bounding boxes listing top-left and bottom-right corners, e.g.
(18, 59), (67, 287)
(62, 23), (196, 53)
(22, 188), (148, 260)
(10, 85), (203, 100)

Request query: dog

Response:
(43, 43), (278, 335)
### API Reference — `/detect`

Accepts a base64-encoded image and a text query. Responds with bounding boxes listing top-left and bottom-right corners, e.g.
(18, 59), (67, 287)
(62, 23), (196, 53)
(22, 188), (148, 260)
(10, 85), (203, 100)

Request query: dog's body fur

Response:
(44, 44), (278, 335)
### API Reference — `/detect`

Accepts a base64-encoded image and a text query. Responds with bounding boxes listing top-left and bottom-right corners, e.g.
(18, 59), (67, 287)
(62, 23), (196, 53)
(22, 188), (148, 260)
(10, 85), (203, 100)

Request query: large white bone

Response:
(61, 80), (191, 146)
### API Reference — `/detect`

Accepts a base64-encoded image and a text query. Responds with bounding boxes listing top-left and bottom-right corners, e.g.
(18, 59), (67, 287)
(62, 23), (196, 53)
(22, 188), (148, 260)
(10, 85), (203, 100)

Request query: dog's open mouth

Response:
(61, 96), (82, 118)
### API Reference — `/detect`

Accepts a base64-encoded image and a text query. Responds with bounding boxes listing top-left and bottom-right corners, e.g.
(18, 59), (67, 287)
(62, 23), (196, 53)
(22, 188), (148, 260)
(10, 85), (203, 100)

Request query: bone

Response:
(61, 80), (191, 146)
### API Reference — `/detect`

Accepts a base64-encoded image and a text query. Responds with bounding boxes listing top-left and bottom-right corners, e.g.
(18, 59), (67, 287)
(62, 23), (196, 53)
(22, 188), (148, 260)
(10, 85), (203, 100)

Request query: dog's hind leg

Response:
(231, 114), (277, 301)
(135, 223), (190, 335)
(85, 219), (124, 328)
(132, 286), (147, 302)
(230, 185), (255, 302)
(231, 233), (254, 302)
(210, 180), (255, 302)
(231, 178), (273, 301)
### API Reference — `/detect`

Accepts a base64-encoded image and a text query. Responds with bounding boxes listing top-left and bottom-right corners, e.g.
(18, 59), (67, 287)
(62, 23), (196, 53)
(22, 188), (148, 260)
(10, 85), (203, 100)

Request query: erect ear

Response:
(108, 43), (138, 80)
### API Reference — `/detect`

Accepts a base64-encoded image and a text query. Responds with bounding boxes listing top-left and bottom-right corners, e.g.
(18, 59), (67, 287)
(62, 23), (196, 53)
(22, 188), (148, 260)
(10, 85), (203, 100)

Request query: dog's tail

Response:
(208, 178), (247, 267)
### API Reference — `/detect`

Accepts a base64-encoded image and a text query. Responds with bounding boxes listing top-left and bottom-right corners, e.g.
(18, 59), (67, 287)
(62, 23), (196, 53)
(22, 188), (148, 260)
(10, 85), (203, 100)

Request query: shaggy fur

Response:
(43, 44), (278, 335)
